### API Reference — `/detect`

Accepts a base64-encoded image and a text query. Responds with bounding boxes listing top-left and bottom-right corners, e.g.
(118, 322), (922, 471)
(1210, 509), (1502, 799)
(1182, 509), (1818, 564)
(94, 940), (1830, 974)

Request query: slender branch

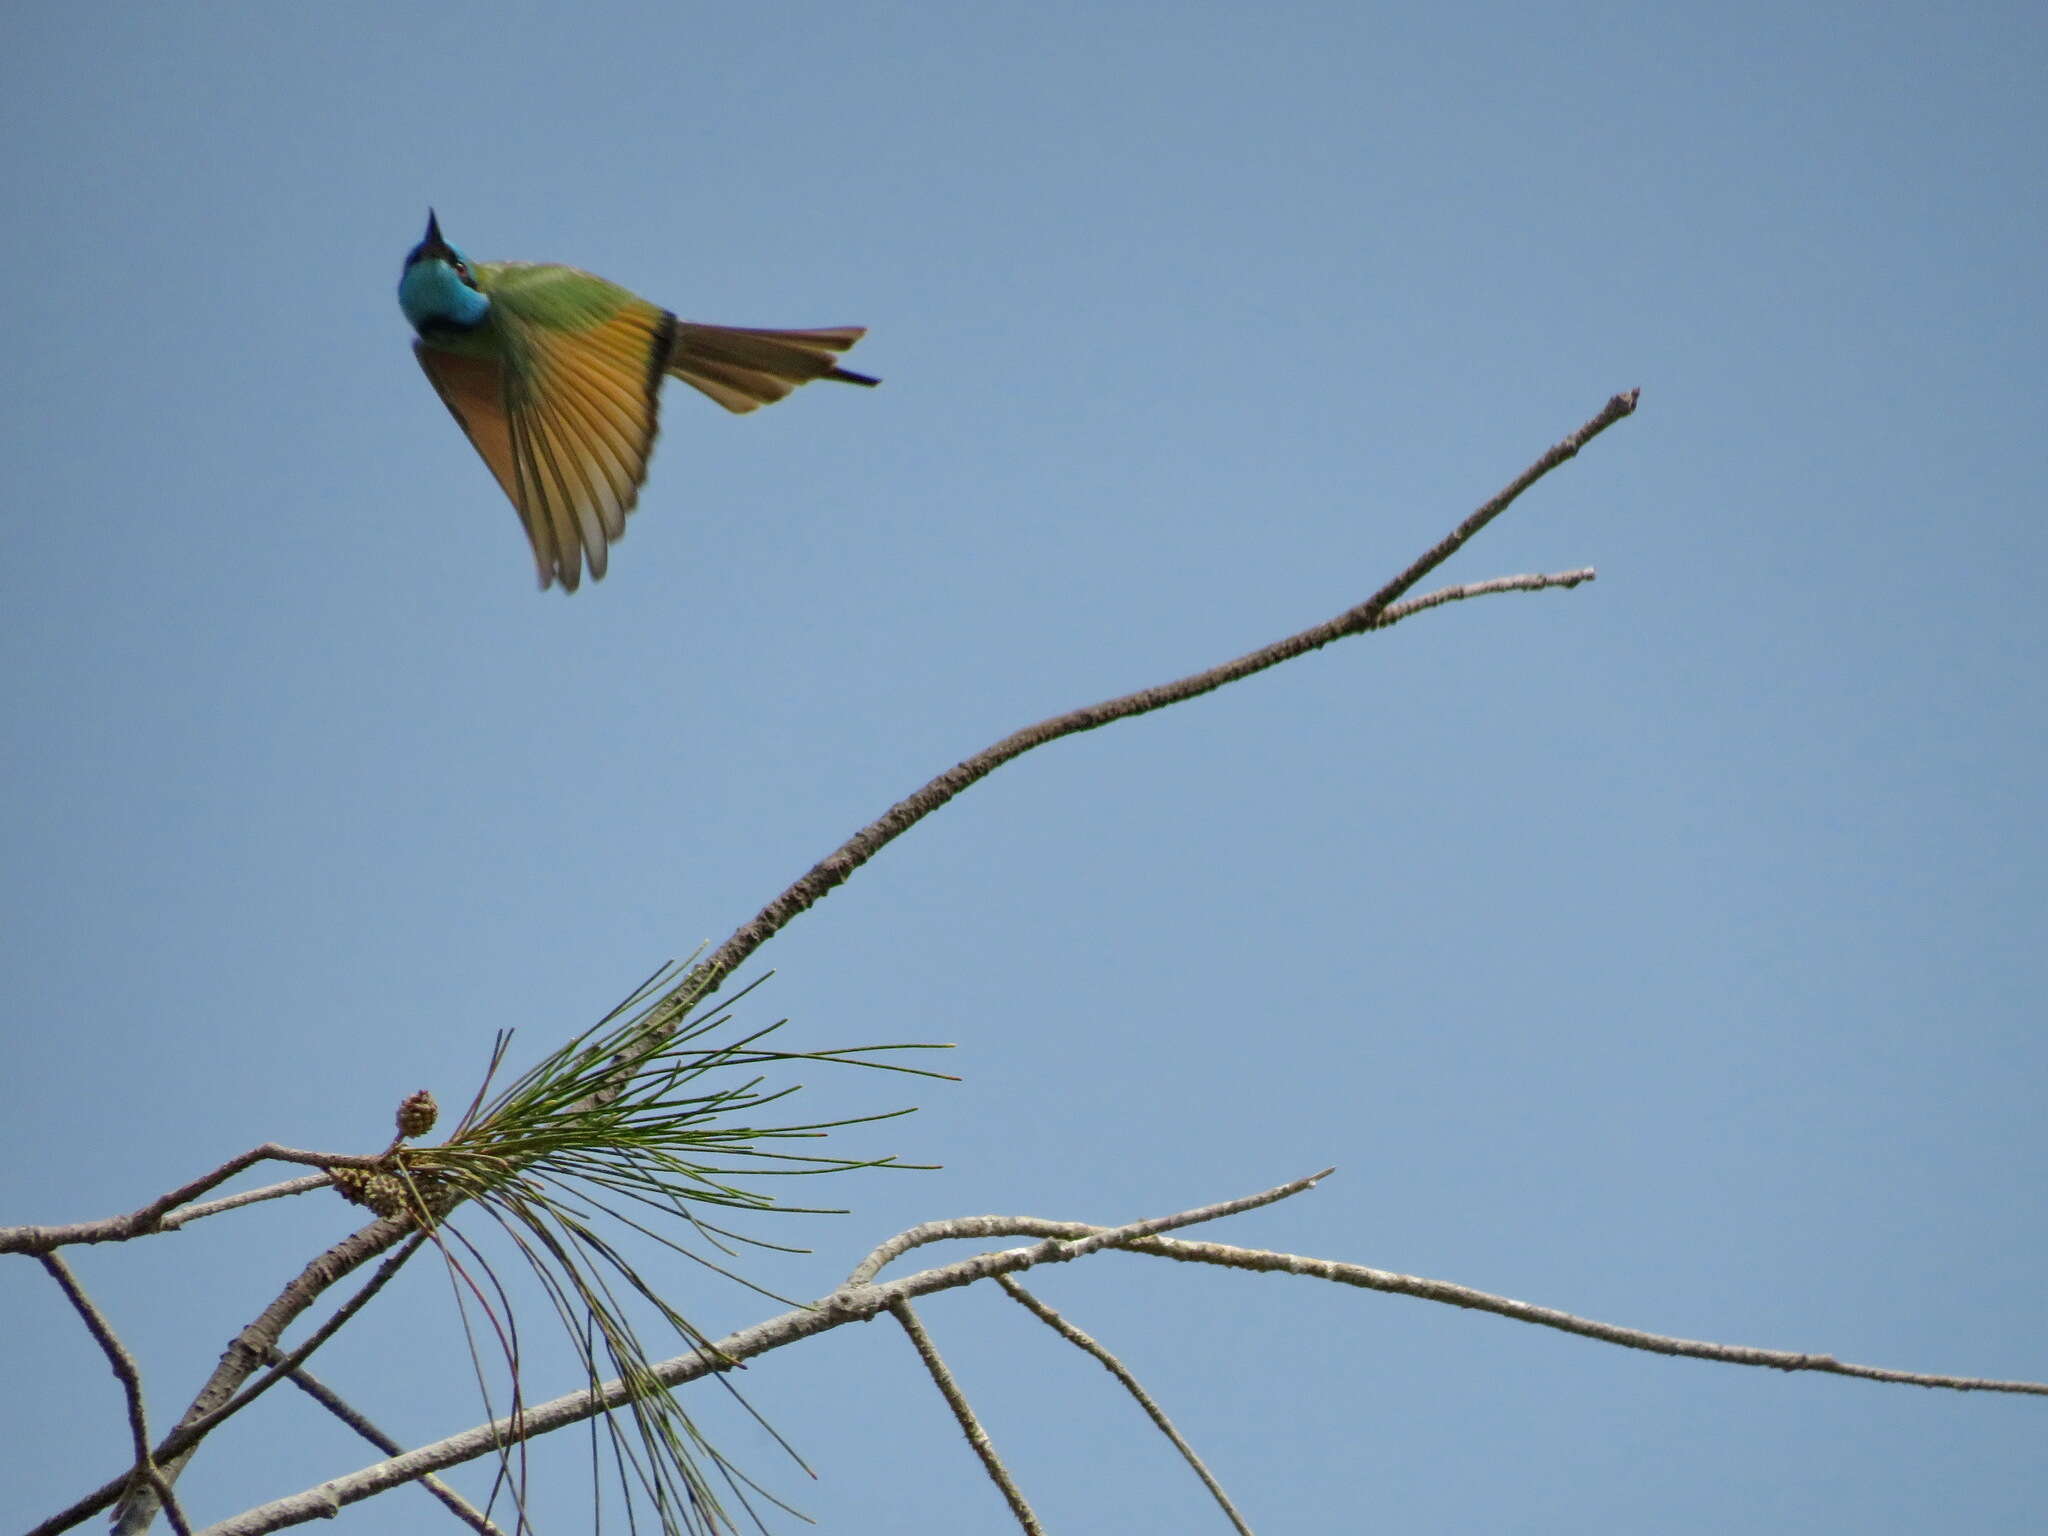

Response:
(1376, 567), (1595, 624)
(891, 1299), (1042, 1534)
(162, 1177), (333, 1229)
(4, 1150), (390, 1255)
(265, 1350), (509, 1536)
(864, 1215), (2048, 1398)
(147, 1472), (194, 1536)
(996, 1276), (1252, 1536)
(1099, 1233), (2048, 1395)
(843, 1171), (1335, 1294)
(38, 1254), (152, 1466)
(38, 1254), (191, 1535)
(667, 393), (1635, 1015)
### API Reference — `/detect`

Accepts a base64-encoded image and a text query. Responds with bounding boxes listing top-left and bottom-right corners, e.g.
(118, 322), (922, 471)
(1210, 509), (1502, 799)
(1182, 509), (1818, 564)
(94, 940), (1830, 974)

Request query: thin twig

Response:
(858, 1215), (2048, 1399)
(1100, 1233), (2048, 1395)
(4, 1150), (394, 1255)
(1374, 567), (1595, 624)
(264, 1350), (510, 1536)
(891, 1299), (1042, 1534)
(38, 1253), (192, 1534)
(661, 393), (1635, 1021)
(147, 1471), (194, 1536)
(996, 1276), (1253, 1536)
(161, 1176), (333, 1229)
(843, 1172), (1332, 1289)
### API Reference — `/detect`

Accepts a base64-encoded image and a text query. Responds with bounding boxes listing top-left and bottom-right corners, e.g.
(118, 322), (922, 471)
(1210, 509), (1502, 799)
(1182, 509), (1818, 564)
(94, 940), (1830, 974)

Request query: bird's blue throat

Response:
(399, 254), (491, 336)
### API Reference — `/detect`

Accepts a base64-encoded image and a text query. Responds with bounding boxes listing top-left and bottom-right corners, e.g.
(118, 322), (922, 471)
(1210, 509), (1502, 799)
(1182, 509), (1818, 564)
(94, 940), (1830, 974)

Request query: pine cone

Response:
(357, 1172), (409, 1219)
(328, 1166), (374, 1205)
(396, 1089), (439, 1140)
(329, 1166), (408, 1220)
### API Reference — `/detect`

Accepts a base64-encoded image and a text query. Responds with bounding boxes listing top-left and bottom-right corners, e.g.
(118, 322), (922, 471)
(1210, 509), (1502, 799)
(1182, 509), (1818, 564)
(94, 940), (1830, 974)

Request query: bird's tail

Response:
(664, 321), (879, 414)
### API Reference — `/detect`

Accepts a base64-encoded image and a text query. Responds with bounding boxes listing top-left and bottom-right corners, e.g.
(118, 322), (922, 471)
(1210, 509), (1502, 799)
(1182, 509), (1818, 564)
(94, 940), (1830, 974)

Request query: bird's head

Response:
(399, 209), (490, 335)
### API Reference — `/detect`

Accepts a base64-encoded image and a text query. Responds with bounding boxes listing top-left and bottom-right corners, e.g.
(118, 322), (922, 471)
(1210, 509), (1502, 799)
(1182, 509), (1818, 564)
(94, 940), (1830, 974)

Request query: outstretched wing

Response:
(414, 276), (672, 591)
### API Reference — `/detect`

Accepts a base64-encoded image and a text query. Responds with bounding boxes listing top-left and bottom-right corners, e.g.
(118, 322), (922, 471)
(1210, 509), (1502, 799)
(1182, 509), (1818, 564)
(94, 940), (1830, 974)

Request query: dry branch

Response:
(892, 1299), (1044, 1534)
(32, 392), (1637, 1535)
(669, 391), (1636, 1018)
(189, 1162), (2046, 1536)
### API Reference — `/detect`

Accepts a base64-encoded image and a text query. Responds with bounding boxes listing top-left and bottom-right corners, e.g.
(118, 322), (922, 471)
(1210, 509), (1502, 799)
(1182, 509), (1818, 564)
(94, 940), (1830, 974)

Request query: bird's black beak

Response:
(422, 208), (449, 256)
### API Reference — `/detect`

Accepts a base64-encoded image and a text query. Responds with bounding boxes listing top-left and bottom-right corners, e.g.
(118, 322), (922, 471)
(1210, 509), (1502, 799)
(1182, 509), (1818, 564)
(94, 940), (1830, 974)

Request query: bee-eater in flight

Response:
(399, 210), (878, 591)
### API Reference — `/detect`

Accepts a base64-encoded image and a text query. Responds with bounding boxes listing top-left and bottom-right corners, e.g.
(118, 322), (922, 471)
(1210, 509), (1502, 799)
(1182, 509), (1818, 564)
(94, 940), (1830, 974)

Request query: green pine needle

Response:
(386, 961), (952, 1536)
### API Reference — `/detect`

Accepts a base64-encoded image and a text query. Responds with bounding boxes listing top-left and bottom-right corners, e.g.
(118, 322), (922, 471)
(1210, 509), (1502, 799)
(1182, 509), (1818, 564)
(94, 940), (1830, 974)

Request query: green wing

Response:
(415, 264), (671, 591)
(417, 262), (878, 591)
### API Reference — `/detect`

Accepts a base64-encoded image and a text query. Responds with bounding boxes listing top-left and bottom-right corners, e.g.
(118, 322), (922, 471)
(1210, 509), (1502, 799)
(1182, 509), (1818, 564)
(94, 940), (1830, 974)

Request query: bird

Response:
(398, 210), (878, 591)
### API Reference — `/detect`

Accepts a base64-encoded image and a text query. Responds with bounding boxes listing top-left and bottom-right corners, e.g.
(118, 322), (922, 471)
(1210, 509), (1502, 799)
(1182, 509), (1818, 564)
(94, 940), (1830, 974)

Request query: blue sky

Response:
(4, 3), (2044, 1531)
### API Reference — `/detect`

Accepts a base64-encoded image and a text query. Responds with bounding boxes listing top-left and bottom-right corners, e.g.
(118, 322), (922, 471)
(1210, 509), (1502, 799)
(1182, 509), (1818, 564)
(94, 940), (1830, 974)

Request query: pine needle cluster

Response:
(377, 963), (951, 1535)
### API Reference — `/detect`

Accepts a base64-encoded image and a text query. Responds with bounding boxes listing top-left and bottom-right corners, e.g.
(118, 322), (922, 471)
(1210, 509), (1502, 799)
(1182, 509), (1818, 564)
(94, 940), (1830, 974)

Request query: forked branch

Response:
(187, 1163), (2046, 1536)
(997, 1275), (1254, 1536)
(664, 390), (1638, 1017)
(892, 1299), (1044, 1534)
(5, 1150), (378, 1256)
(189, 1172), (1331, 1536)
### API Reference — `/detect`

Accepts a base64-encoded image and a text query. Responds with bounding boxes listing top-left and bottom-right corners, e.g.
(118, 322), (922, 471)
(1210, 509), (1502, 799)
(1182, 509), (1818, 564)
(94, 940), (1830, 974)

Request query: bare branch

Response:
(38, 1254), (190, 1534)
(667, 393), (1636, 1016)
(1375, 567), (1596, 624)
(161, 1177), (333, 1229)
(891, 1299), (1042, 1534)
(265, 1350), (509, 1536)
(146, 1472), (193, 1536)
(863, 1215), (2048, 1399)
(844, 1170), (1335, 1287)
(997, 1276), (1253, 1536)
(5, 1149), (392, 1256)
(1104, 1233), (2048, 1396)
(188, 1172), (1329, 1536)
(187, 1160), (2045, 1536)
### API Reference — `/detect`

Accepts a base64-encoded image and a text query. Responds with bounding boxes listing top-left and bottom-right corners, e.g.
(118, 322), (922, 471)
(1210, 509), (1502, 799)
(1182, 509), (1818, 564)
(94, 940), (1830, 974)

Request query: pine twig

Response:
(37, 1253), (192, 1535)
(858, 1215), (2048, 1399)
(891, 1299), (1043, 1534)
(664, 392), (1636, 1023)
(263, 1350), (509, 1536)
(5, 1151), (381, 1255)
(1098, 1233), (2048, 1395)
(997, 1276), (1253, 1536)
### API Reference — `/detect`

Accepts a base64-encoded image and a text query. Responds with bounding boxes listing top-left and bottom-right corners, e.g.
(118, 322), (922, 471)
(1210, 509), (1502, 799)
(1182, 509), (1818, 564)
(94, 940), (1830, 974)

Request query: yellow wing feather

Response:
(415, 275), (875, 590)
(415, 302), (669, 590)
